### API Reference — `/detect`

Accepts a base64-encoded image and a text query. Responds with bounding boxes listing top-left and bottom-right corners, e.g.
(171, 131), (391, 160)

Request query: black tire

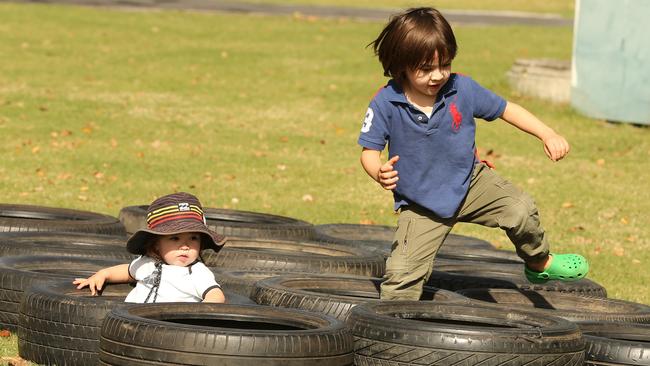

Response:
(204, 238), (385, 277)
(437, 246), (523, 263)
(347, 301), (585, 366)
(118, 205), (315, 239)
(426, 268), (607, 297)
(0, 255), (124, 331)
(433, 258), (523, 273)
(211, 268), (290, 298)
(313, 223), (497, 257)
(0, 232), (133, 260)
(252, 273), (469, 320)
(0, 204), (126, 235)
(579, 322), (650, 365)
(99, 303), (353, 365)
(456, 288), (650, 323)
(18, 280), (252, 366)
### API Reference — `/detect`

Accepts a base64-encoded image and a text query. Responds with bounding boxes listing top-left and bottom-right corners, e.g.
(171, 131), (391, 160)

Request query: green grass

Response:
(0, 1), (648, 361)
(245, 0), (575, 17)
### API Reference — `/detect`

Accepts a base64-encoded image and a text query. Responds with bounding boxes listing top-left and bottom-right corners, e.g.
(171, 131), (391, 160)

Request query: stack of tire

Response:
(0, 202), (646, 365)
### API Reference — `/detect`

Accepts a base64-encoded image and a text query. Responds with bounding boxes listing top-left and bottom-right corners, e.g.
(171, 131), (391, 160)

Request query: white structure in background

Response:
(571, 0), (650, 125)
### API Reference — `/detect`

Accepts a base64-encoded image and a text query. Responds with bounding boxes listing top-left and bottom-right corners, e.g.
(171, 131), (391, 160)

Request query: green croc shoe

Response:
(525, 253), (589, 284)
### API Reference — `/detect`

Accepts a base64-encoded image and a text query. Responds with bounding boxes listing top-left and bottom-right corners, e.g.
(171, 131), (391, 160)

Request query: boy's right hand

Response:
(378, 155), (400, 190)
(73, 270), (107, 296)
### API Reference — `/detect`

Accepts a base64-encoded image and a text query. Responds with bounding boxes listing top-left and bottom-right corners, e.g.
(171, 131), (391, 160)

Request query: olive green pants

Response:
(381, 163), (550, 300)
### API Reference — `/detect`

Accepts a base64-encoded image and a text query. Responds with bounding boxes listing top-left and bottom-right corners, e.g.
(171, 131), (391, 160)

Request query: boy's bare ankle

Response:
(526, 255), (551, 272)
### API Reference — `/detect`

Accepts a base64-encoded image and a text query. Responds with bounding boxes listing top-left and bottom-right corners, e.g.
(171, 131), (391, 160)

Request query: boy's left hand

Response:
(542, 133), (570, 161)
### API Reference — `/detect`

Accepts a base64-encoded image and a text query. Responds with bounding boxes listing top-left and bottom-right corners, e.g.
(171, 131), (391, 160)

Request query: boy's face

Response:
(404, 51), (451, 100)
(154, 232), (201, 266)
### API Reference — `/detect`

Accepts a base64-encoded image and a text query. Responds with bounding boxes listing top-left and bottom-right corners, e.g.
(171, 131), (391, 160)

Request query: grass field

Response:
(247, 0), (575, 17)
(0, 0), (648, 362)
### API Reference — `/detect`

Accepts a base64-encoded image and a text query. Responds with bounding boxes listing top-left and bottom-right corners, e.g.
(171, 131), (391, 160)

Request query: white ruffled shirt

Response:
(125, 256), (220, 303)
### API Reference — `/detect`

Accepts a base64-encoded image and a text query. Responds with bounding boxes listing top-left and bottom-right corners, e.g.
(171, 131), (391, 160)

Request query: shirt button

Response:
(418, 116), (423, 121)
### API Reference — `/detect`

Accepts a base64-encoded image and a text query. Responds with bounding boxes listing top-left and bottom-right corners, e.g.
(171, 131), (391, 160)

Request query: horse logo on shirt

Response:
(449, 101), (462, 132)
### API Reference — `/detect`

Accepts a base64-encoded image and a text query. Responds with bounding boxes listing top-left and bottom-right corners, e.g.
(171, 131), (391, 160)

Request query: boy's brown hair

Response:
(370, 7), (457, 84)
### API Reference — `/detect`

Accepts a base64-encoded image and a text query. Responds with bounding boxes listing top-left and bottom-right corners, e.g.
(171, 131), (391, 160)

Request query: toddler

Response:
(74, 192), (226, 303)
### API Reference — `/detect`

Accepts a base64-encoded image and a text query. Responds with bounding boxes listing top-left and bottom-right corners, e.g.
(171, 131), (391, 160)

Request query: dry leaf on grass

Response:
(0, 356), (31, 366)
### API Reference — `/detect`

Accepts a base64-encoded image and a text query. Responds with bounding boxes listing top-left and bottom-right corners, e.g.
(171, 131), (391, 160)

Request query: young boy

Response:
(359, 7), (589, 300)
(74, 192), (227, 303)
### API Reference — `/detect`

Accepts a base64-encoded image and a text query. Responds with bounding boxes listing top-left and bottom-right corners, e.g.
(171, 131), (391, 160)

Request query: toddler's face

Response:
(404, 51), (452, 99)
(155, 232), (201, 266)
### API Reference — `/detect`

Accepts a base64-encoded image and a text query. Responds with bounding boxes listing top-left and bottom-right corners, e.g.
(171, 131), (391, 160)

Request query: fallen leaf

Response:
(561, 202), (574, 209)
(359, 219), (375, 225)
(78, 195), (88, 201)
(620, 217), (628, 225)
(302, 194), (314, 202)
(613, 247), (625, 256)
(600, 209), (617, 220)
(569, 225), (585, 232)
(279, 136), (289, 143)
(593, 246), (602, 255)
(633, 259), (641, 264)
(277, 164), (287, 171)
(526, 178), (535, 184)
(0, 329), (10, 337)
(110, 138), (118, 148)
(31, 146), (40, 154)
(0, 356), (31, 366)
(596, 158), (605, 166)
(231, 198), (239, 204)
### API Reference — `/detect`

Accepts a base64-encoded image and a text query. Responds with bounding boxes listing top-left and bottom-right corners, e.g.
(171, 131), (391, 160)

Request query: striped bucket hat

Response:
(126, 192), (226, 255)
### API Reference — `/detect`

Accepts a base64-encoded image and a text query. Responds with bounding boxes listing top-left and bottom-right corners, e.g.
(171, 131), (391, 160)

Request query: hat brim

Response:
(126, 222), (226, 255)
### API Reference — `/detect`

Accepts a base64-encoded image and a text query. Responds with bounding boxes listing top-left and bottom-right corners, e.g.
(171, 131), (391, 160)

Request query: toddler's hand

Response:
(543, 133), (570, 161)
(378, 155), (400, 190)
(73, 271), (107, 296)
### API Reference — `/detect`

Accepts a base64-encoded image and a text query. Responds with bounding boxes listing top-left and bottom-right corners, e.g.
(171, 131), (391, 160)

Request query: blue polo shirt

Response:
(358, 74), (507, 218)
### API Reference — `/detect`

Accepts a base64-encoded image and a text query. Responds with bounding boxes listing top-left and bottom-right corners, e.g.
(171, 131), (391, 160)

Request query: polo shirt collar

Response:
(385, 74), (458, 104)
